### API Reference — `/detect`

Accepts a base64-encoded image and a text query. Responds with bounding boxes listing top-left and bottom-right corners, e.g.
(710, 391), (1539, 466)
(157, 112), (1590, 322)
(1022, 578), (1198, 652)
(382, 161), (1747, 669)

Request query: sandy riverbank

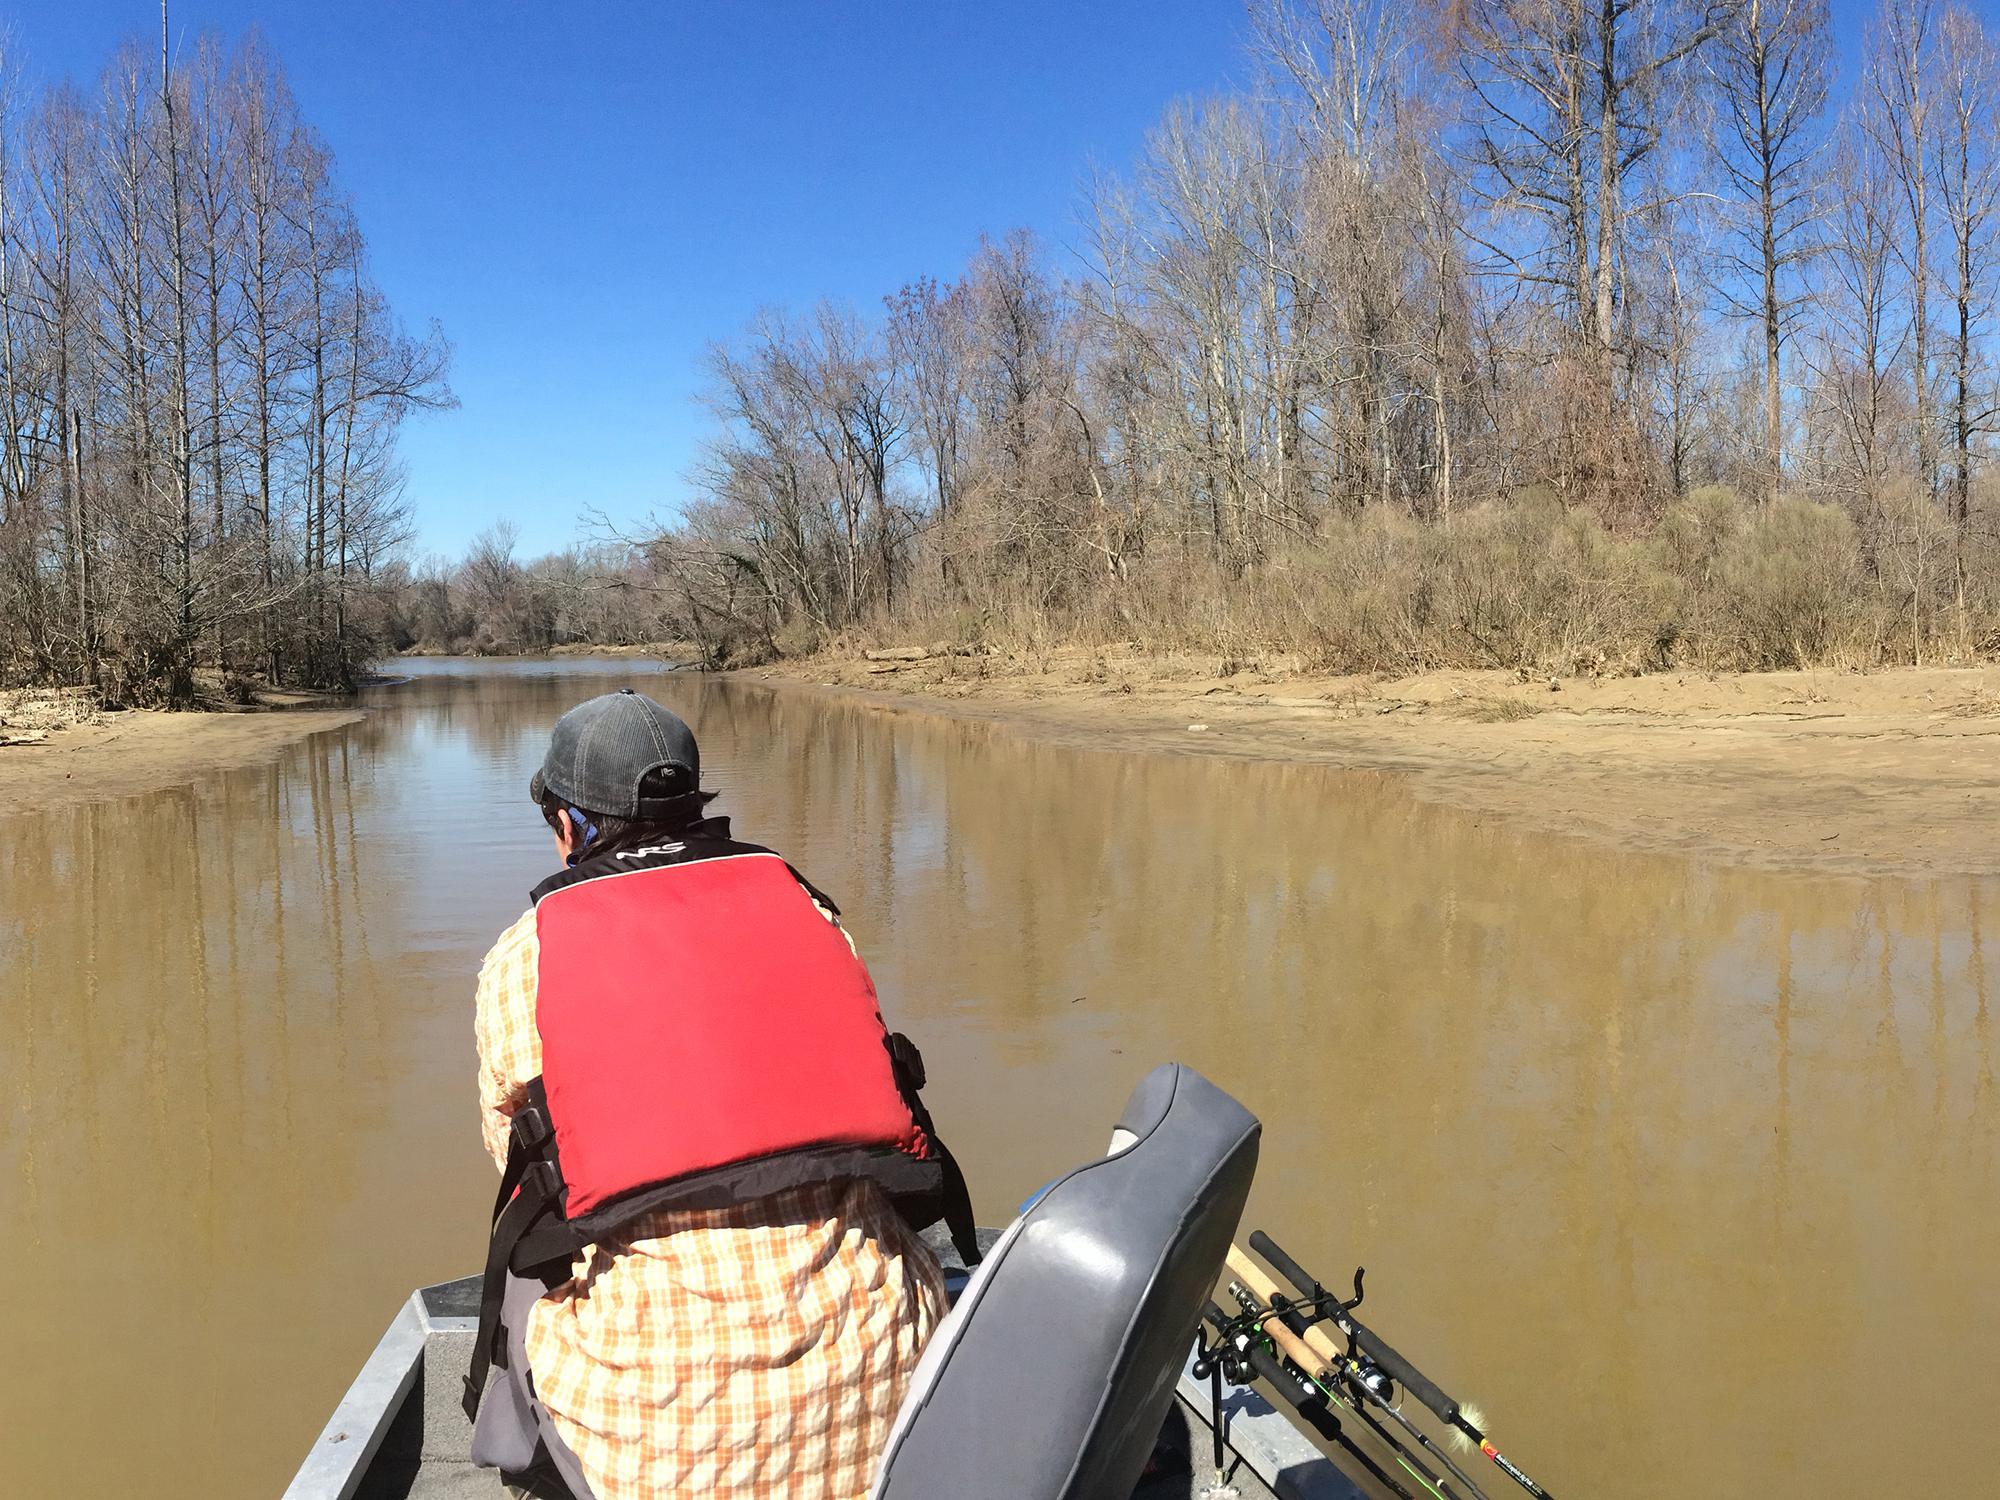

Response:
(397, 641), (696, 661)
(0, 688), (363, 814)
(734, 645), (2000, 878)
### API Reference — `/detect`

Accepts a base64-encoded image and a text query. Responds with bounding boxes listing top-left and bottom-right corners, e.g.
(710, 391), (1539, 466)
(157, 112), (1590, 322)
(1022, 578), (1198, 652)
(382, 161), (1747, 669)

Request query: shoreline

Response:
(0, 696), (365, 814)
(398, 642), (694, 661)
(8, 648), (1994, 875)
(729, 647), (2000, 879)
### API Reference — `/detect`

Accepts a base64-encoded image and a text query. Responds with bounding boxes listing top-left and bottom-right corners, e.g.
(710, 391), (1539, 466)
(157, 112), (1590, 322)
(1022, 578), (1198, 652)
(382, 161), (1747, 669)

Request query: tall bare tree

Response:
(1709, 0), (1830, 503)
(1930, 4), (2000, 565)
(1865, 0), (1941, 502)
(1808, 123), (1906, 515)
(1454, 0), (1734, 511)
(885, 275), (972, 583)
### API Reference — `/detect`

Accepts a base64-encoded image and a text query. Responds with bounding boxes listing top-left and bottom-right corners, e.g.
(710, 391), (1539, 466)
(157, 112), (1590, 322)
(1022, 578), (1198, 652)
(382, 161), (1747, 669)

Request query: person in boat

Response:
(470, 687), (957, 1500)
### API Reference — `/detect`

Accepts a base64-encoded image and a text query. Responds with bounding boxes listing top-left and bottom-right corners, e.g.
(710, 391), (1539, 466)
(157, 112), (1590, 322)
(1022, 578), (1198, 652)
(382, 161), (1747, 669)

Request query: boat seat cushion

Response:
(870, 1063), (1260, 1500)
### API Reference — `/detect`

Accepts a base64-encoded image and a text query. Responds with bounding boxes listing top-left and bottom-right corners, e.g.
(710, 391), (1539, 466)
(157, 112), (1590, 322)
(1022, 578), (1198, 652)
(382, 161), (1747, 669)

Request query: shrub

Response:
(1709, 498), (1865, 668)
(852, 479), (1997, 678)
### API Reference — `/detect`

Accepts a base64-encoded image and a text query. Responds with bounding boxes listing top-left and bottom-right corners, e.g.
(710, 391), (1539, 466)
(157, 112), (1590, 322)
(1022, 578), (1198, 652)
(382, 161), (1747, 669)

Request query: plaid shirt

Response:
(475, 906), (948, 1499)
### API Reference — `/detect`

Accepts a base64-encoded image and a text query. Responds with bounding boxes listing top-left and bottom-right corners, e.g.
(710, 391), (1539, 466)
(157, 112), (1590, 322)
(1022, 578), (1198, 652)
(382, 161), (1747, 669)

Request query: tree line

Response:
(625, 0), (2000, 674)
(0, 21), (449, 705)
(17, 3), (1996, 688)
(387, 522), (673, 658)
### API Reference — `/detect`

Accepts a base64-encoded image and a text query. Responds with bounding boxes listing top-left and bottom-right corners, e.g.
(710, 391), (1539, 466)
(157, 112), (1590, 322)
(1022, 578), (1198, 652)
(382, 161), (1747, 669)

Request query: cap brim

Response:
(528, 769), (546, 804)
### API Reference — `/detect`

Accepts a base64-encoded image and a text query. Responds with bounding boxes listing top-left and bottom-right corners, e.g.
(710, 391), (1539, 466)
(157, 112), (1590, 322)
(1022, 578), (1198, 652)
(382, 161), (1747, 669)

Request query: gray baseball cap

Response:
(528, 688), (701, 819)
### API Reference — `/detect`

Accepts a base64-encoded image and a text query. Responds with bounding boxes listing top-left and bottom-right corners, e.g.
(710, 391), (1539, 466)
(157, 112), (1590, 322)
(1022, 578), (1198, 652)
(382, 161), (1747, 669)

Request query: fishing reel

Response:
(1191, 1303), (1262, 1389)
(1346, 1354), (1396, 1405)
(1317, 1266), (1399, 1406)
(1191, 1292), (1301, 1478)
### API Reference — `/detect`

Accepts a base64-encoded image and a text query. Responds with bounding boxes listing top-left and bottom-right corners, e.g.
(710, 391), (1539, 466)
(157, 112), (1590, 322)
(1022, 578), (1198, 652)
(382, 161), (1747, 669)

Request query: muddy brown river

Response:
(2, 657), (1994, 1498)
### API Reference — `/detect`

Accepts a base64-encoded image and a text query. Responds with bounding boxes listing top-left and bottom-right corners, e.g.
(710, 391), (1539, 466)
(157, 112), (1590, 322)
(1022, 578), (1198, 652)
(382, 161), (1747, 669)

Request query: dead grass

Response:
(1450, 693), (1543, 722)
(860, 485), (2000, 682)
(0, 686), (102, 733)
(1944, 690), (2000, 719)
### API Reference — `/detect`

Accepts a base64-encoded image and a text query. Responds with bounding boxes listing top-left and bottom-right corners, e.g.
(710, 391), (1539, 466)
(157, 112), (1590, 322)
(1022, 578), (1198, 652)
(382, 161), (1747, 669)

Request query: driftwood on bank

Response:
(861, 643), (1000, 662)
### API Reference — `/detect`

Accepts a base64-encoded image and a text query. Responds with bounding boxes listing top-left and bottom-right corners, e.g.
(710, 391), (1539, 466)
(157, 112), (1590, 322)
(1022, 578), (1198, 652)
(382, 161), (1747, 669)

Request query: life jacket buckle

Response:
(888, 1032), (927, 1091)
(524, 1159), (562, 1199)
(511, 1102), (554, 1154)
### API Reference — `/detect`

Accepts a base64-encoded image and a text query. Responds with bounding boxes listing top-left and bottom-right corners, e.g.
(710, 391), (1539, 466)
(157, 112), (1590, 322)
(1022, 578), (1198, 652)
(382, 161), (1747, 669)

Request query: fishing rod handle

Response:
(1249, 1230), (1462, 1428)
(1246, 1231), (1332, 1313)
(1247, 1345), (1345, 1443)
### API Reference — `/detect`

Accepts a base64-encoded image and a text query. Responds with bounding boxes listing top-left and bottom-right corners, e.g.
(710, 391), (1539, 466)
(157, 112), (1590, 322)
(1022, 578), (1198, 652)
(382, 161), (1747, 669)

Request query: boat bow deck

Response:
(285, 1272), (1358, 1500)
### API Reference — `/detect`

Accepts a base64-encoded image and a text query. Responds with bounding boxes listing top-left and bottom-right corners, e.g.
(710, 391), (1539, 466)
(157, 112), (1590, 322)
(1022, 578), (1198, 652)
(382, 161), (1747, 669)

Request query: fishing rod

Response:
(1216, 1282), (1459, 1500)
(1245, 1231), (1561, 1500)
(1198, 1295), (1420, 1500)
(1223, 1250), (1489, 1500)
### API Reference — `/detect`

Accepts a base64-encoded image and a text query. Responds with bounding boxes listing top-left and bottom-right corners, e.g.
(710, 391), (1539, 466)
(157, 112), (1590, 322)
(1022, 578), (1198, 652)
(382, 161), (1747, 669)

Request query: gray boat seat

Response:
(871, 1063), (1260, 1500)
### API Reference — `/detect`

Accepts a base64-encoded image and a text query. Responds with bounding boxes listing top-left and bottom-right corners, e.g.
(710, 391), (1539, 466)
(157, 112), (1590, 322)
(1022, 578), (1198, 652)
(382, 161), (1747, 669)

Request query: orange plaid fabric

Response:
(475, 907), (949, 1500)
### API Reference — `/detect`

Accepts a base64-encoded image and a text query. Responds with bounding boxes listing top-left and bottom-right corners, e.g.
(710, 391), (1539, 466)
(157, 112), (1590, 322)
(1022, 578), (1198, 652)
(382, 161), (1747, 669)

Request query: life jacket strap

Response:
(886, 1032), (980, 1267)
(931, 1133), (982, 1267)
(463, 1095), (572, 1421)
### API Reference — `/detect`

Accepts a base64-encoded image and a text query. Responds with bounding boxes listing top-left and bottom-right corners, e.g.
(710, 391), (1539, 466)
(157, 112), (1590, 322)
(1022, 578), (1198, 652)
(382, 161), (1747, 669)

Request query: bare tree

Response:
(1930, 4), (2000, 571)
(1454, 0), (1734, 511)
(1865, 0), (1941, 502)
(885, 275), (972, 585)
(1807, 122), (1906, 518)
(1709, 0), (1830, 503)
(229, 30), (301, 678)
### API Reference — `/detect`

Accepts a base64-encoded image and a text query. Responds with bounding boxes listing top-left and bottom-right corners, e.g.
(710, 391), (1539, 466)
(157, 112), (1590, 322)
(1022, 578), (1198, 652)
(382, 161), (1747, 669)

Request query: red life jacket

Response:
(464, 827), (976, 1420)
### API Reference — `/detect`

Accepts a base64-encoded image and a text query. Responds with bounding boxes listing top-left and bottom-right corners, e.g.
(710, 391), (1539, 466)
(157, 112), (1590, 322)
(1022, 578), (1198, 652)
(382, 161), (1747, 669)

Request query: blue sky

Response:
(10, 1), (1254, 559)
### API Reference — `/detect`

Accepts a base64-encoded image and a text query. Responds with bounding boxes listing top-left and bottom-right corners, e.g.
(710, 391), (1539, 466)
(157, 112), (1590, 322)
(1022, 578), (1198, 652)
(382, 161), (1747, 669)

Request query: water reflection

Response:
(0, 659), (1993, 1499)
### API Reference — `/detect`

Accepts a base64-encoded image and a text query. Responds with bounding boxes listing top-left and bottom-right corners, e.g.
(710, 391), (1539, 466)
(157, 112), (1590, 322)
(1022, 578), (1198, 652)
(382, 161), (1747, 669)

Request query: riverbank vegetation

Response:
(10, 1), (2000, 695)
(0, 24), (450, 706)
(607, 0), (2000, 676)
